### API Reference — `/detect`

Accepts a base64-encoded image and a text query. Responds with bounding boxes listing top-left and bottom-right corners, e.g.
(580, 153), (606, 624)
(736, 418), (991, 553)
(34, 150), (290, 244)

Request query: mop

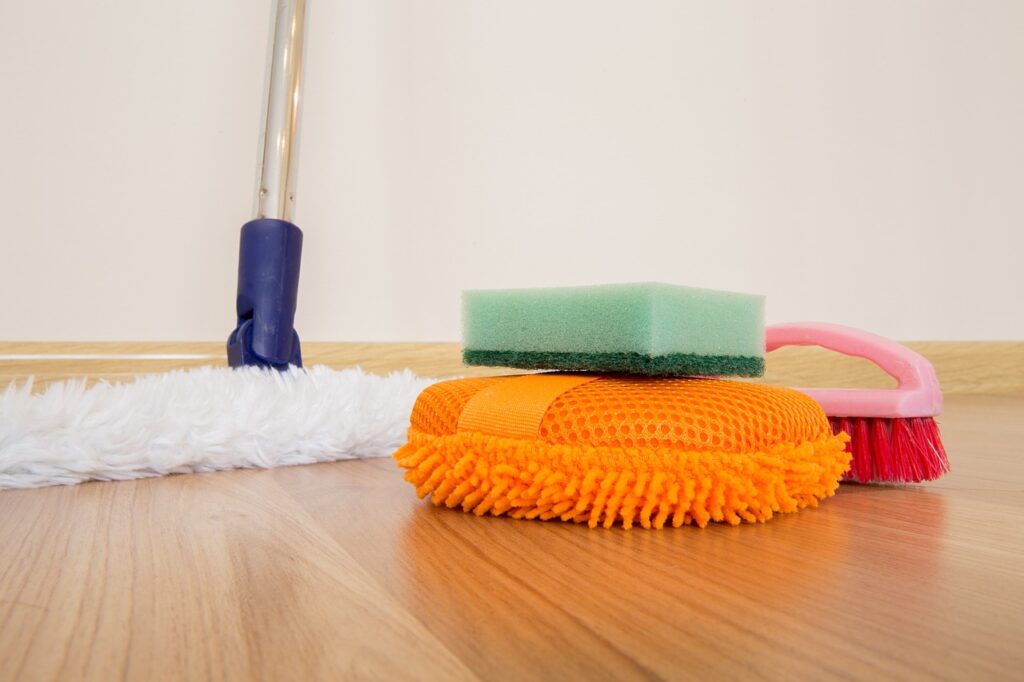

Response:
(0, 0), (435, 489)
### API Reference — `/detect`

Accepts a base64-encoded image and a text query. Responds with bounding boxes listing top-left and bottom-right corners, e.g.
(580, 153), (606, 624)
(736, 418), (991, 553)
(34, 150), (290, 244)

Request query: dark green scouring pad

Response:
(462, 350), (764, 377)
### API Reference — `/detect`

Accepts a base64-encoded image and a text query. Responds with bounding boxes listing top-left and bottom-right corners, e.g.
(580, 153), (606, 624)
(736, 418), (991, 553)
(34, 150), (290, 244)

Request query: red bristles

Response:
(827, 416), (950, 484)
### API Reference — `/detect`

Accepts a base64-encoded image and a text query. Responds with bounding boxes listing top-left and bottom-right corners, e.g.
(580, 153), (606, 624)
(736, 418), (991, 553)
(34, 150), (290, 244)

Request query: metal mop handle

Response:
(228, 0), (310, 369)
(256, 0), (308, 222)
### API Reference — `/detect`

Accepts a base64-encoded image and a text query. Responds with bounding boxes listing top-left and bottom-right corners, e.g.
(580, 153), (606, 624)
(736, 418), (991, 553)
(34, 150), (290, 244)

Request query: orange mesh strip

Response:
(457, 374), (600, 438)
(410, 376), (503, 436)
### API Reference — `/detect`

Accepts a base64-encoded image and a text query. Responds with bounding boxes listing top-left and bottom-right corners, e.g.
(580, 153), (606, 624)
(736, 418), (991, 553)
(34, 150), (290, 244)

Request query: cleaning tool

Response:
(0, 367), (432, 489)
(463, 283), (765, 377)
(394, 374), (850, 529)
(228, 0), (309, 369)
(1, 0), (426, 491)
(766, 322), (949, 484)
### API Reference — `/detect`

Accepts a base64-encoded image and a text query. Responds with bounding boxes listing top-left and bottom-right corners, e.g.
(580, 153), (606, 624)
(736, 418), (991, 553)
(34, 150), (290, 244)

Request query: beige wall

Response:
(2, 1), (1021, 342)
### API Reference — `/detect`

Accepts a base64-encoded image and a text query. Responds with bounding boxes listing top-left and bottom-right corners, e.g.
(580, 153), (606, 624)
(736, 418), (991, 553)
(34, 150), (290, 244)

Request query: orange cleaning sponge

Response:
(394, 374), (850, 529)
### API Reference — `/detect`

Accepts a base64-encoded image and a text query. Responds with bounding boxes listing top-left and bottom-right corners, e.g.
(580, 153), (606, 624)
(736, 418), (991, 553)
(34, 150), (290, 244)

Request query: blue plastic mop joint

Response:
(227, 218), (303, 369)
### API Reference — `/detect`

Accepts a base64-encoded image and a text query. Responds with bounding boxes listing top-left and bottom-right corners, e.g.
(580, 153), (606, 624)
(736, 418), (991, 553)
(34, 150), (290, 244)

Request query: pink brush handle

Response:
(765, 322), (943, 418)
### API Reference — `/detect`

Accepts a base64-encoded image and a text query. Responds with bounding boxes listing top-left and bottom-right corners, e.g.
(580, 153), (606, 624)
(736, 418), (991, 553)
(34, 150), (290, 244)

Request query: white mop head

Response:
(0, 365), (437, 489)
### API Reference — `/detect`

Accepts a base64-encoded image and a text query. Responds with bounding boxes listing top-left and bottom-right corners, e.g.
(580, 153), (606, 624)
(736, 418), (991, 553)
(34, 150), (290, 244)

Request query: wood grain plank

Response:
(2, 341), (1021, 395)
(0, 470), (475, 681)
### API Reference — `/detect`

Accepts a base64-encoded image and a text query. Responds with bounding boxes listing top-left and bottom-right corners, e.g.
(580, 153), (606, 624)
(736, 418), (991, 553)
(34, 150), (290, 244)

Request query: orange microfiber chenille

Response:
(394, 375), (851, 529)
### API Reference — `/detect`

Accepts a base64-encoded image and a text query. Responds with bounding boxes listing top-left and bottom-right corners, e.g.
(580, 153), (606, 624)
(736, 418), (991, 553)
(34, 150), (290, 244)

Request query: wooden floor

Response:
(1, 349), (1023, 680)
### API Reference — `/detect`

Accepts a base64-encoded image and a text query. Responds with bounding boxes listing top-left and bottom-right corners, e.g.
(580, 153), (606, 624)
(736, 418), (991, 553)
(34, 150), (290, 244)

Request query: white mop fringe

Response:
(0, 365), (437, 489)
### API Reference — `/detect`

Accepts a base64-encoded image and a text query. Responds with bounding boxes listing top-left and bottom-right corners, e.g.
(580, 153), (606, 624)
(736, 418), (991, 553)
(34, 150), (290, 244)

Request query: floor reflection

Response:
(390, 486), (947, 675)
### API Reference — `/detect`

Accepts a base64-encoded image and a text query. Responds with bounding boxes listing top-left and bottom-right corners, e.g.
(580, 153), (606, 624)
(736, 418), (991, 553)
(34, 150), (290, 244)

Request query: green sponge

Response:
(462, 283), (765, 377)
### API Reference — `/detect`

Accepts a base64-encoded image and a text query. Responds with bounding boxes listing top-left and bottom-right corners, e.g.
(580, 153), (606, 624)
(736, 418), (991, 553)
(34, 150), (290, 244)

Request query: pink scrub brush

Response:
(766, 322), (949, 484)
